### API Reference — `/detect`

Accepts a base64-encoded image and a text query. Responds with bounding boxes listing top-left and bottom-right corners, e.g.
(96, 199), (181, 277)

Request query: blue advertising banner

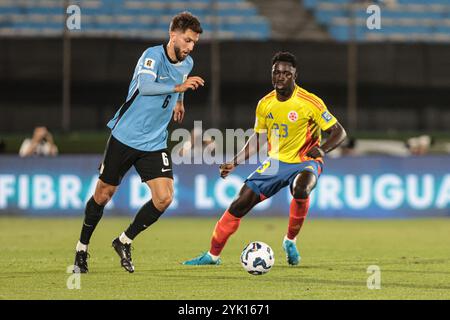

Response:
(0, 155), (449, 218)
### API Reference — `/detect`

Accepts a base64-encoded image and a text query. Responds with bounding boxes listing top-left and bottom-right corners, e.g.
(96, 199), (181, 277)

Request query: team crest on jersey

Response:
(288, 111), (298, 122)
(321, 111), (332, 122)
(144, 58), (155, 69)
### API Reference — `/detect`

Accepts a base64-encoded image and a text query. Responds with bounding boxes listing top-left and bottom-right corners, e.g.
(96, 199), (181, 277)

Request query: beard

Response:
(174, 45), (186, 62)
(274, 82), (294, 97)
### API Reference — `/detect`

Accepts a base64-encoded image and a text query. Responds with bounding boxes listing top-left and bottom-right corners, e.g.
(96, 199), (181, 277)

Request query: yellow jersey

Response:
(254, 84), (337, 164)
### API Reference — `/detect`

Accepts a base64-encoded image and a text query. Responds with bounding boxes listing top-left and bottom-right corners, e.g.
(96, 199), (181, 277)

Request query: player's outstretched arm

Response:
(307, 122), (347, 158)
(219, 132), (267, 179)
(137, 74), (204, 96)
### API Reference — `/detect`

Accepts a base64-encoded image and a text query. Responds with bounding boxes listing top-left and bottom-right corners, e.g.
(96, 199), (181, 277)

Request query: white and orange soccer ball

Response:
(240, 241), (275, 275)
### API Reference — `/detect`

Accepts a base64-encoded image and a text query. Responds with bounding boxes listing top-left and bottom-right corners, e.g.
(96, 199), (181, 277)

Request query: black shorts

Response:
(99, 135), (173, 186)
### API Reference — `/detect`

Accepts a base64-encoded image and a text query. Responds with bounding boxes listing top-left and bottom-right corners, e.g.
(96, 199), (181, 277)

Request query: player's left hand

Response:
(173, 101), (185, 123)
(306, 146), (325, 159)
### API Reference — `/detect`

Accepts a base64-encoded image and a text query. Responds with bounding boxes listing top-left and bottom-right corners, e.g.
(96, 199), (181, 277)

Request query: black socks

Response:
(79, 196), (105, 245)
(124, 200), (163, 240)
(79, 198), (163, 245)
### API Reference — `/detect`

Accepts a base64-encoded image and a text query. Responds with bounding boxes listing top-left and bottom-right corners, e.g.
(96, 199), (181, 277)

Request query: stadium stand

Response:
(1, 0), (448, 42)
(247, 0), (330, 40)
(0, 0), (271, 39)
(303, 0), (450, 42)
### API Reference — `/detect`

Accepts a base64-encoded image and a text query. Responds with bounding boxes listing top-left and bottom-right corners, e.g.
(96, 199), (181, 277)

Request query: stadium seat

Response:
(302, 0), (450, 42)
(0, 0), (271, 39)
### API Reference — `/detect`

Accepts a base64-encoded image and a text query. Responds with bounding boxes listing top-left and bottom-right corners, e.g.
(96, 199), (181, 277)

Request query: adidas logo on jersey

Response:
(266, 113), (274, 119)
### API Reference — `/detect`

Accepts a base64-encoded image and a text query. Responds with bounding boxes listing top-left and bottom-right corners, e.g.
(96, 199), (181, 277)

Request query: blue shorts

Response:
(244, 158), (323, 199)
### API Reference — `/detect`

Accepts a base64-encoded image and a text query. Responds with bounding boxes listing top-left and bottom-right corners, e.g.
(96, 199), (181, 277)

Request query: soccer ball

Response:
(240, 241), (275, 275)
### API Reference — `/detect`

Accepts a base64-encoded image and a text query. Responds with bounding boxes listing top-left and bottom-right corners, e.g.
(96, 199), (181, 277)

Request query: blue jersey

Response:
(107, 45), (193, 151)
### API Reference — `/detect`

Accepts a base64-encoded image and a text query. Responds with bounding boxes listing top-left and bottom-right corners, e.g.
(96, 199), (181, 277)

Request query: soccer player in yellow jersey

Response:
(184, 52), (347, 266)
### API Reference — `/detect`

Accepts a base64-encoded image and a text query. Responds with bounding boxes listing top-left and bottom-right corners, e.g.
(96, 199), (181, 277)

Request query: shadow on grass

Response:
(157, 272), (450, 291)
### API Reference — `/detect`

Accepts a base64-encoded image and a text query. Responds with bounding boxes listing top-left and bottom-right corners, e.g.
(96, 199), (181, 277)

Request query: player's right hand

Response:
(219, 162), (236, 179)
(175, 76), (205, 93)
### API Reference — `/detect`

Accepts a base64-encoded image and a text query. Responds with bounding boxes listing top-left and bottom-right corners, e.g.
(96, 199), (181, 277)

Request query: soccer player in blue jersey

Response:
(73, 12), (205, 273)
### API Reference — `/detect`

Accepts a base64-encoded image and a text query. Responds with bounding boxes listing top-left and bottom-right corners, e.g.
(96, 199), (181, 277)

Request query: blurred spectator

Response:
(351, 139), (410, 156)
(19, 126), (58, 157)
(329, 134), (436, 157)
(328, 136), (412, 157)
(406, 135), (433, 156)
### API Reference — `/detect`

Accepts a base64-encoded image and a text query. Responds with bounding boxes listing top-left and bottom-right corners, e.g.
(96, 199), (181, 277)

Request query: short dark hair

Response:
(272, 51), (297, 68)
(170, 11), (203, 34)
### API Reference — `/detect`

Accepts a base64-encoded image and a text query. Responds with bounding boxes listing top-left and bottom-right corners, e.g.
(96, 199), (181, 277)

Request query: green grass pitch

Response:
(1, 217), (449, 300)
